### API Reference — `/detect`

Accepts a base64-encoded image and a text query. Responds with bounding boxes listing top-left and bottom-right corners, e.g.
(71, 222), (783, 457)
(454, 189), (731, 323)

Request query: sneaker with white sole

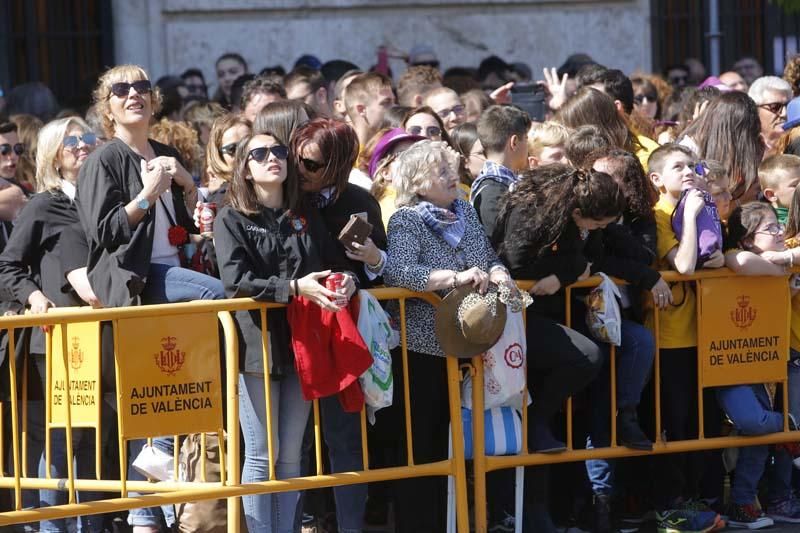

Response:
(131, 443), (174, 481)
(767, 497), (800, 523)
(726, 502), (773, 529)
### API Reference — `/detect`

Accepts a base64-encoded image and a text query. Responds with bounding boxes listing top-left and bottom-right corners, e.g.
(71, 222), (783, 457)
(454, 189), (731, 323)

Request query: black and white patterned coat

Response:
(384, 199), (503, 356)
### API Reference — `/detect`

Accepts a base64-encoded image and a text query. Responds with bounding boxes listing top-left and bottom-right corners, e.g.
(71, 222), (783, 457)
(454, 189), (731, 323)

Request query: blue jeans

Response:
(584, 319), (655, 495)
(240, 372), (311, 533)
(129, 263), (225, 527)
(717, 384), (783, 504)
(319, 395), (366, 533)
(768, 353), (800, 502)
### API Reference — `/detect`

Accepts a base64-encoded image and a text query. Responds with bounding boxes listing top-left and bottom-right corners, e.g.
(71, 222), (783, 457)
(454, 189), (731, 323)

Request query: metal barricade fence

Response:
(0, 288), (470, 532)
(468, 270), (797, 532)
(0, 273), (796, 532)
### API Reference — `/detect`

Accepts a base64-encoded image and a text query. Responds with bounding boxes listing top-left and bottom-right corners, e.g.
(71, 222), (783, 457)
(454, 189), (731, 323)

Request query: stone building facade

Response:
(113, 0), (651, 89)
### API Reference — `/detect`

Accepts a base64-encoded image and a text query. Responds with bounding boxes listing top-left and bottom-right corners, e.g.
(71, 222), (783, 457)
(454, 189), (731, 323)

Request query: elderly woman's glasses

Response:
(407, 125), (441, 138)
(109, 80), (152, 98)
(758, 102), (787, 116)
(755, 223), (785, 237)
(63, 133), (97, 149)
(0, 143), (24, 156)
(248, 145), (289, 163)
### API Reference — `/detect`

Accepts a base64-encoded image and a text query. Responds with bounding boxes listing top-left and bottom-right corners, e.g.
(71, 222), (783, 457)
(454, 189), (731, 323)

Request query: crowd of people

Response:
(3, 47), (800, 533)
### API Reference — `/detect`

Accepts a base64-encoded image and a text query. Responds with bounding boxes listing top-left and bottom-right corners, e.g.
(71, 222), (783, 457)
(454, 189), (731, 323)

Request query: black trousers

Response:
(525, 311), (603, 424)
(655, 347), (724, 505)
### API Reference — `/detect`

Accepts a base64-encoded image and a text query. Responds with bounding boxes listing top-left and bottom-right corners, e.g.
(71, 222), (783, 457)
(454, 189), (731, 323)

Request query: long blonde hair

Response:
(35, 117), (92, 193)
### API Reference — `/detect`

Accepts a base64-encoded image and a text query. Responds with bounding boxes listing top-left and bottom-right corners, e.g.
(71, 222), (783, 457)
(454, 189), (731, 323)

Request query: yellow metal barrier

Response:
(468, 269), (798, 532)
(0, 272), (797, 532)
(0, 288), (470, 533)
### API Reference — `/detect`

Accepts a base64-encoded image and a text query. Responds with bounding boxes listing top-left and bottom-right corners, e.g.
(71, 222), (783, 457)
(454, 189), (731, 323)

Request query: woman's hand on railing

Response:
(296, 270), (344, 312)
(27, 290), (54, 314)
(650, 277), (673, 309)
(529, 274), (561, 296)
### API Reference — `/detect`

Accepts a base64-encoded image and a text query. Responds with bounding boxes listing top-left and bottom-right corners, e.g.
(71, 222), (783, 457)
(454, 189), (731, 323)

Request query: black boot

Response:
(617, 406), (653, 451)
(594, 493), (612, 533)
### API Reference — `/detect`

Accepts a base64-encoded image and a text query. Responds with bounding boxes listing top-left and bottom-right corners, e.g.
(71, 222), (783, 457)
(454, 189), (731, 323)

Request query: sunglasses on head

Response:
(219, 143), (237, 157)
(109, 80), (152, 98)
(248, 145), (289, 163)
(300, 157), (326, 172)
(63, 133), (97, 149)
(407, 125), (442, 138)
(0, 143), (24, 157)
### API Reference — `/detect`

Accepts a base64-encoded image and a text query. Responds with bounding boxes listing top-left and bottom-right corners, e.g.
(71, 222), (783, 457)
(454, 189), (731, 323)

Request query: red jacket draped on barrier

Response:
(287, 296), (372, 412)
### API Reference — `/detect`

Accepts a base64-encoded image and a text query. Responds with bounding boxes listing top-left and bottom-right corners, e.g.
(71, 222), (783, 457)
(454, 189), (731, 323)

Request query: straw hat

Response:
(435, 284), (509, 358)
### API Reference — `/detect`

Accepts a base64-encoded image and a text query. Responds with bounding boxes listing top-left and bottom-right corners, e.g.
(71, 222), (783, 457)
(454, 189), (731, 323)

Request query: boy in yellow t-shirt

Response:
(646, 144), (726, 526)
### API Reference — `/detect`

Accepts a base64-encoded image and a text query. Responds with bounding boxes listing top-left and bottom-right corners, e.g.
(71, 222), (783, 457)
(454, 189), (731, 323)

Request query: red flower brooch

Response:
(168, 225), (189, 246)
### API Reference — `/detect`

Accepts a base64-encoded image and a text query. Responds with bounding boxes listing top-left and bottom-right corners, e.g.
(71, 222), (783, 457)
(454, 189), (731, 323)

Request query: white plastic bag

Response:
(462, 310), (528, 411)
(356, 290), (398, 424)
(585, 272), (622, 346)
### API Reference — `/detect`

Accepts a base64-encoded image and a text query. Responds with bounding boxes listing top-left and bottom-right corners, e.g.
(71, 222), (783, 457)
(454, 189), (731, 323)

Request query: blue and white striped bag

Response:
(461, 406), (522, 460)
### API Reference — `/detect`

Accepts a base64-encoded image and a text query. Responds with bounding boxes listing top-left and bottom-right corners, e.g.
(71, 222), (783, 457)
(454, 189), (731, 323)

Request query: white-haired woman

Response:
(382, 140), (514, 532)
(76, 64), (225, 532)
(0, 116), (101, 532)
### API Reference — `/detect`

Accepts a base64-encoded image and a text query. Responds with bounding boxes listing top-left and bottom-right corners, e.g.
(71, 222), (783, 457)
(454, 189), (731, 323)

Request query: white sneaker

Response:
(132, 443), (174, 481)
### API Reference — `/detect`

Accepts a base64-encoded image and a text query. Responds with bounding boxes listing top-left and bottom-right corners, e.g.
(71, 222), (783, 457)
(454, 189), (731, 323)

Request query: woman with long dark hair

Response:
(214, 130), (355, 532)
(496, 164), (666, 530)
(679, 91), (765, 204)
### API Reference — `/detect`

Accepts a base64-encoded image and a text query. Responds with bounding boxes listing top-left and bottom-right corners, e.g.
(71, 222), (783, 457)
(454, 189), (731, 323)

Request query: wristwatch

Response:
(135, 194), (150, 211)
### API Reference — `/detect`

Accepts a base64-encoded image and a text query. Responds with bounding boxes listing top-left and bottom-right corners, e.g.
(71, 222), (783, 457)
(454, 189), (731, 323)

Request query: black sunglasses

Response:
(248, 145), (289, 163)
(759, 102), (787, 116)
(407, 125), (442, 138)
(634, 93), (657, 104)
(63, 133), (97, 149)
(0, 143), (24, 157)
(109, 80), (152, 98)
(219, 143), (237, 157)
(300, 157), (326, 172)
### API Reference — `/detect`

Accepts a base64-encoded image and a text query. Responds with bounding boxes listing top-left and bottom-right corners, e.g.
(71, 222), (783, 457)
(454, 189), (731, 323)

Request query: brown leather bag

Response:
(176, 432), (227, 532)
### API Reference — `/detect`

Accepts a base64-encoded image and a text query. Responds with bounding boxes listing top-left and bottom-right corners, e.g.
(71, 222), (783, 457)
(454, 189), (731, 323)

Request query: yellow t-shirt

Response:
(645, 195), (697, 348)
(636, 134), (660, 170)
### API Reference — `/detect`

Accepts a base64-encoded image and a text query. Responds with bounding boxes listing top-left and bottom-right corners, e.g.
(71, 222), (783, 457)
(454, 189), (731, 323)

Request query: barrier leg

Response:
(219, 311), (241, 533)
(446, 357), (470, 533)
(472, 357), (487, 533)
(514, 466), (523, 533)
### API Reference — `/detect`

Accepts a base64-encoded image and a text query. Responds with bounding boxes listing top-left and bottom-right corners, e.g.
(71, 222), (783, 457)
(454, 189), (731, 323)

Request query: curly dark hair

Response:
(590, 148), (656, 223)
(496, 163), (626, 256)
